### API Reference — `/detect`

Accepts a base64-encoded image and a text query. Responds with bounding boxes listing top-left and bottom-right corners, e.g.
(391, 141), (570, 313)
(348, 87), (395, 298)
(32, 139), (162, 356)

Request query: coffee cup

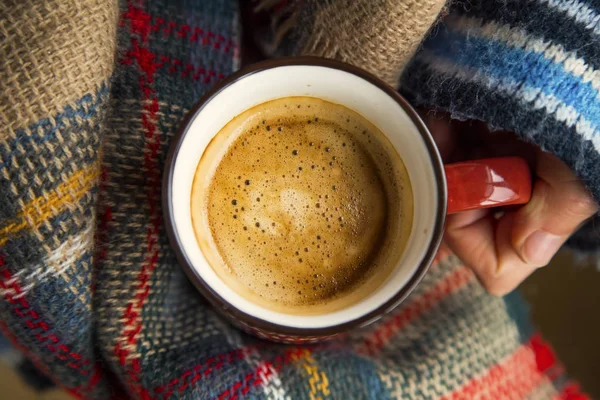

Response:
(162, 57), (531, 343)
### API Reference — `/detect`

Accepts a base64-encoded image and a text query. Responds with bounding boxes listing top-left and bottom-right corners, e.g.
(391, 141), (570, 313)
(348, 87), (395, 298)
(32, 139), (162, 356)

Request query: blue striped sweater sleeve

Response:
(400, 0), (600, 253)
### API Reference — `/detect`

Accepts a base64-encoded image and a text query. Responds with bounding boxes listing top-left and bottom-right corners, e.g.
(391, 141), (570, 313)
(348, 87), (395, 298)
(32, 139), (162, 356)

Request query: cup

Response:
(162, 57), (531, 343)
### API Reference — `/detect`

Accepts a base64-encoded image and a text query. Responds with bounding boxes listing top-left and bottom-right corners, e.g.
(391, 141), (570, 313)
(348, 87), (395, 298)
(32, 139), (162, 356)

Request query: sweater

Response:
(0, 0), (594, 398)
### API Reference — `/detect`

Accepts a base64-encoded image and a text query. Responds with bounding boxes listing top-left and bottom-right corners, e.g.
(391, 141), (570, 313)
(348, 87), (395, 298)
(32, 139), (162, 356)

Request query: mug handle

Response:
(445, 157), (532, 214)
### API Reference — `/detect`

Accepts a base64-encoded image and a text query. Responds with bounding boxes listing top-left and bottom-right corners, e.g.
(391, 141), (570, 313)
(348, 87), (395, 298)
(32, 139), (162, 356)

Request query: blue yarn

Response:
(425, 27), (600, 132)
(0, 84), (108, 171)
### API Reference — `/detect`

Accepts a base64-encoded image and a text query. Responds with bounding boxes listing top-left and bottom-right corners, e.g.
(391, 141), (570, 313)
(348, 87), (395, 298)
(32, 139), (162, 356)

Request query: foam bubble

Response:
(193, 97), (412, 312)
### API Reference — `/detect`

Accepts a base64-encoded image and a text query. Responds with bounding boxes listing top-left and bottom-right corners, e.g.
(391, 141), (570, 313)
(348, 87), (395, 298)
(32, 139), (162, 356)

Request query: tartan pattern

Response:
(0, 0), (592, 399)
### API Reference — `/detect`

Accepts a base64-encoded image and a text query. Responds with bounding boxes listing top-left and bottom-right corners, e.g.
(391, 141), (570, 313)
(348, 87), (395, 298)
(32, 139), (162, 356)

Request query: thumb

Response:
(511, 152), (598, 266)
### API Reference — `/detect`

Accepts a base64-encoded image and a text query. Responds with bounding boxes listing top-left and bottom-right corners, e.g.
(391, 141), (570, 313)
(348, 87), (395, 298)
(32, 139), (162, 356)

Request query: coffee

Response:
(191, 97), (412, 314)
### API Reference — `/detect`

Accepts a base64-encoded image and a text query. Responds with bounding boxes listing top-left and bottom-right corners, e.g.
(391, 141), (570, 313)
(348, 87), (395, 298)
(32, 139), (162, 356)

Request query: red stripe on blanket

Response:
(0, 319), (89, 400)
(121, 6), (238, 54)
(441, 334), (578, 400)
(0, 255), (102, 397)
(115, 4), (231, 397)
(358, 262), (473, 355)
(113, 4), (161, 399)
(121, 49), (225, 84)
(556, 382), (591, 400)
(0, 318), (60, 388)
(152, 345), (264, 397)
(530, 333), (565, 380)
(212, 348), (308, 400)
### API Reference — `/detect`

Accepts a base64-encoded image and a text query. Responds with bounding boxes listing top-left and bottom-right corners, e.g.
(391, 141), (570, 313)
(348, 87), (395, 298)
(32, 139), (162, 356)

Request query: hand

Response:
(422, 112), (598, 295)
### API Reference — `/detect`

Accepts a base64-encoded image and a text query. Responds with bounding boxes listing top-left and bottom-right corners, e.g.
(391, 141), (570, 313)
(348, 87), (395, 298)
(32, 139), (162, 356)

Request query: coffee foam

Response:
(191, 97), (412, 315)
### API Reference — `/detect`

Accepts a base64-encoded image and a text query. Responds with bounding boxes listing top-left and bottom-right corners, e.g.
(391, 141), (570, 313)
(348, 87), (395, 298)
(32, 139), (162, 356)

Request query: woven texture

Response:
(0, 0), (118, 134)
(257, 0), (446, 87)
(0, 0), (594, 399)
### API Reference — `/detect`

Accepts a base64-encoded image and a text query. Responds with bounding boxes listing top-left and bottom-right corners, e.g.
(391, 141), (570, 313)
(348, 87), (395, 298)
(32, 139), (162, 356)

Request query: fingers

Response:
(445, 210), (539, 296)
(510, 151), (598, 266)
(445, 151), (598, 296)
(421, 110), (598, 295)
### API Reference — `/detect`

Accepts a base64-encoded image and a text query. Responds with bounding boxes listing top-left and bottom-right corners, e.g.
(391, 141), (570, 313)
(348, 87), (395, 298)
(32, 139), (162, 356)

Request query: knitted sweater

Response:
(0, 0), (594, 399)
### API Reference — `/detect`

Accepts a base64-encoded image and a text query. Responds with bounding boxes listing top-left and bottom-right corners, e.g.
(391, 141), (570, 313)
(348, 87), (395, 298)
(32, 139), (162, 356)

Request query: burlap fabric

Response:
(257, 0), (447, 86)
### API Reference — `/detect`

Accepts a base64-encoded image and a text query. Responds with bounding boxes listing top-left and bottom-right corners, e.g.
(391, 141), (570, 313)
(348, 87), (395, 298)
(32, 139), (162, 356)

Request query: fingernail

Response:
(522, 231), (564, 266)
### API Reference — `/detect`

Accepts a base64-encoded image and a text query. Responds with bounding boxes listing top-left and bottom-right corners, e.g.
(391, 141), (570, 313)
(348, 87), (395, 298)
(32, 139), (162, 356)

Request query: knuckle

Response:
(562, 190), (598, 219)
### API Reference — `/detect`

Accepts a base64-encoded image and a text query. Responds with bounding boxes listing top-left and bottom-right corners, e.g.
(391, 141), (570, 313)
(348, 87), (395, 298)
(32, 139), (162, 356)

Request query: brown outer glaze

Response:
(162, 57), (447, 340)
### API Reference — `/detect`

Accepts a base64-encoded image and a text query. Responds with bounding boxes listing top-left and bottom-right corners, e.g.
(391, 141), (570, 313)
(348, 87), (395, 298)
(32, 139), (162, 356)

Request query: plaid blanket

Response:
(0, 0), (594, 398)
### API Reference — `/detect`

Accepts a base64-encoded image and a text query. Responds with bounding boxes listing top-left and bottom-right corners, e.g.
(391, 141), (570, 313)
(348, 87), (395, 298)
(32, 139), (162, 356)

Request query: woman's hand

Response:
(422, 112), (598, 295)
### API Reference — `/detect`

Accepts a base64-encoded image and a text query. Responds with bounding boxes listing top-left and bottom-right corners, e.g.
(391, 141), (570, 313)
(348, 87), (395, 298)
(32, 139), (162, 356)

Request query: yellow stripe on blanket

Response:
(292, 349), (331, 400)
(0, 165), (100, 246)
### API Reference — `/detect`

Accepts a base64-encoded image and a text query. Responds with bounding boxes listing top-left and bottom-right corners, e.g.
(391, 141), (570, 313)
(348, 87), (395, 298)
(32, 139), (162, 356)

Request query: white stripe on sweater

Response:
(538, 0), (600, 36)
(445, 14), (600, 98)
(414, 51), (600, 151)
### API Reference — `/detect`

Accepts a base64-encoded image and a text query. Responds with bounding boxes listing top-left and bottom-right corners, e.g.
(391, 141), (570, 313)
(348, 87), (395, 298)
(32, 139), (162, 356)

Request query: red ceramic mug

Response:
(163, 57), (532, 343)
